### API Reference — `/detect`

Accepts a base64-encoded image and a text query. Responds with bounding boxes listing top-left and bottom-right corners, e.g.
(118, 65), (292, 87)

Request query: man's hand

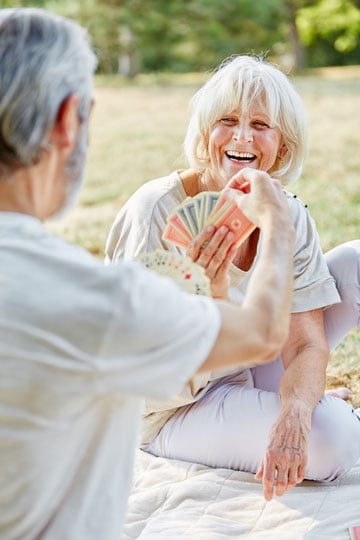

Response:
(223, 168), (292, 233)
(255, 400), (312, 501)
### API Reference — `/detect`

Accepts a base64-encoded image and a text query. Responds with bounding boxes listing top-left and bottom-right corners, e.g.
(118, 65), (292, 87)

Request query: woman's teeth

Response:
(226, 151), (256, 162)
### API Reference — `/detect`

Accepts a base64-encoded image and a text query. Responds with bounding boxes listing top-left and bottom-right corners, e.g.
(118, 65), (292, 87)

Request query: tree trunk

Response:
(289, 18), (306, 69)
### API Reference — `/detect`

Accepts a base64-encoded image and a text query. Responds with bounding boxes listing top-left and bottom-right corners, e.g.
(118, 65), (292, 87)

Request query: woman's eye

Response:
(253, 120), (269, 128)
(221, 117), (237, 125)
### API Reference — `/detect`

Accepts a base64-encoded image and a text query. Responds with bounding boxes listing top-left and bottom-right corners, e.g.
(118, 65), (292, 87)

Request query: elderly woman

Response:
(106, 55), (360, 500)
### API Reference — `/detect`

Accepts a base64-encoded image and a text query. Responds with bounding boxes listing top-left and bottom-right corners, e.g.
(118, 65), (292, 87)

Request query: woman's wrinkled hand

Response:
(186, 225), (237, 299)
(255, 400), (312, 501)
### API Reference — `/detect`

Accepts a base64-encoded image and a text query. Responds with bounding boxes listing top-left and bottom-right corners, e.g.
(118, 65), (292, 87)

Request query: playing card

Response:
(350, 525), (360, 540)
(194, 194), (203, 228)
(162, 222), (191, 248)
(196, 192), (208, 231)
(162, 186), (255, 250)
(176, 206), (195, 237)
(168, 210), (193, 240)
(204, 193), (231, 225)
(137, 249), (211, 296)
(207, 194), (256, 247)
(182, 199), (199, 236)
(205, 192), (221, 220)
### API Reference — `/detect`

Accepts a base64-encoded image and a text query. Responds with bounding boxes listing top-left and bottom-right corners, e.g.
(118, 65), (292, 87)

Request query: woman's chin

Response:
(222, 160), (257, 179)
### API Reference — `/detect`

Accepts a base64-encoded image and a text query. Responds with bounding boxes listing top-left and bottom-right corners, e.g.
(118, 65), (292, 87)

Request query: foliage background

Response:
(1, 0), (360, 74)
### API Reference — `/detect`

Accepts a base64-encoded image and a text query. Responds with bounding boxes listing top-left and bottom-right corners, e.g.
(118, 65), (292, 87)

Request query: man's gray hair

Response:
(0, 8), (97, 177)
(184, 55), (308, 185)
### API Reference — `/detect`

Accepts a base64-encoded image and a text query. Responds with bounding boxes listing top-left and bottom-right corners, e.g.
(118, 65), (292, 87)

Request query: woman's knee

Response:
(325, 240), (360, 297)
(146, 385), (281, 471)
(307, 396), (360, 482)
(324, 241), (360, 347)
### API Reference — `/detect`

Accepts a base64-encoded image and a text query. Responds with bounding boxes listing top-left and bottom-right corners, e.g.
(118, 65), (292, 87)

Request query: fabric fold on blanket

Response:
(123, 450), (360, 540)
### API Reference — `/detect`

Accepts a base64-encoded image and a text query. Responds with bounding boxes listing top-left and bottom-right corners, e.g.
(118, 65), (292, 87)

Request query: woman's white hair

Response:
(184, 55), (308, 185)
(0, 8), (97, 177)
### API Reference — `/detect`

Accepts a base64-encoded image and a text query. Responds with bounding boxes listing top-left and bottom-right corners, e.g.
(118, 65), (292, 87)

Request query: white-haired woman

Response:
(106, 55), (360, 500)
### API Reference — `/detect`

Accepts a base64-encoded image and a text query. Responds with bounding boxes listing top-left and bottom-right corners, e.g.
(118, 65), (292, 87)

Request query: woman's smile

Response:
(225, 150), (257, 165)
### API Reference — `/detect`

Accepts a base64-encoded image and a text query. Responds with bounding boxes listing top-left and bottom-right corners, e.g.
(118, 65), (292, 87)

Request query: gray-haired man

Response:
(0, 8), (295, 539)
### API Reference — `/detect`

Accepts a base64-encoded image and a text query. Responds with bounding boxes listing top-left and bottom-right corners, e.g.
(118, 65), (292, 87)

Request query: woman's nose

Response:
(233, 123), (253, 142)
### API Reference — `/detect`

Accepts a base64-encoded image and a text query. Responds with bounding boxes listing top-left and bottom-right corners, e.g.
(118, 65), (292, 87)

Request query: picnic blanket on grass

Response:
(123, 450), (360, 540)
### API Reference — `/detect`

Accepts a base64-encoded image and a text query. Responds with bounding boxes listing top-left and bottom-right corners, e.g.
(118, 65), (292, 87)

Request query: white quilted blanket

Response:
(123, 450), (360, 539)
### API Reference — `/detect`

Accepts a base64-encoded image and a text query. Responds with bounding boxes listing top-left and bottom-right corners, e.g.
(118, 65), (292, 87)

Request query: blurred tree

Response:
(118, 0), (193, 73)
(0, 0), (46, 5)
(174, 0), (285, 71)
(43, 0), (290, 74)
(296, 0), (360, 66)
(273, 0), (314, 70)
(39, 0), (360, 74)
(46, 0), (124, 73)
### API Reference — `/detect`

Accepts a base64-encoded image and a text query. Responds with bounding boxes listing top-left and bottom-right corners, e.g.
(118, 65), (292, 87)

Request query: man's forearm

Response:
(243, 216), (295, 351)
(200, 217), (295, 373)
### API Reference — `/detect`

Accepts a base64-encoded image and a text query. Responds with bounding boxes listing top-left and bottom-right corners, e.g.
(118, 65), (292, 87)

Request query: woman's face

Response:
(207, 101), (286, 188)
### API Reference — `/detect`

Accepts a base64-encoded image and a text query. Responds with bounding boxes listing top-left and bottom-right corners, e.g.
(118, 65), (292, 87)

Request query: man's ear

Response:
(50, 94), (80, 150)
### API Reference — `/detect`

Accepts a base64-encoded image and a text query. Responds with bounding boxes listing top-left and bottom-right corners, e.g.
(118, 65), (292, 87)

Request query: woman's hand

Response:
(255, 399), (311, 501)
(186, 225), (237, 299)
(256, 309), (329, 501)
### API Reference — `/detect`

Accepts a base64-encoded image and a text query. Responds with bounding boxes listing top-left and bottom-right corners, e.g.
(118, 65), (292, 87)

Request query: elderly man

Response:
(0, 8), (296, 540)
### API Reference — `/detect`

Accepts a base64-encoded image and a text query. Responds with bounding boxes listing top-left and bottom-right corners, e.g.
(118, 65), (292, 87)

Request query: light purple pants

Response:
(146, 240), (360, 482)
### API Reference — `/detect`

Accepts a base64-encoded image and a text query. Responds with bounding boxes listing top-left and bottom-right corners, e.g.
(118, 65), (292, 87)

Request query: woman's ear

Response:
(50, 94), (80, 150)
(278, 144), (288, 160)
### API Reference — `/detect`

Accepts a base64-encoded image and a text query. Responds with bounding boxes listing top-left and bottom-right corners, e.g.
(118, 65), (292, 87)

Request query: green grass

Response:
(47, 66), (360, 406)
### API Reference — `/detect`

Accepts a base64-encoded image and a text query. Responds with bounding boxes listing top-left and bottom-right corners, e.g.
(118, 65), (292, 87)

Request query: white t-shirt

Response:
(105, 171), (341, 442)
(106, 171), (340, 312)
(0, 212), (221, 540)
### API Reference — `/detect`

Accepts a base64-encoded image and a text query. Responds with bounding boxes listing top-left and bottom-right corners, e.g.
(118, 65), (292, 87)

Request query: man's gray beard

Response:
(48, 171), (84, 221)
(48, 120), (88, 222)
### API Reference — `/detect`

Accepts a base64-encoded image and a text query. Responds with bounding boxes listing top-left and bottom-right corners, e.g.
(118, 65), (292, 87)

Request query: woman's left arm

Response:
(256, 308), (329, 500)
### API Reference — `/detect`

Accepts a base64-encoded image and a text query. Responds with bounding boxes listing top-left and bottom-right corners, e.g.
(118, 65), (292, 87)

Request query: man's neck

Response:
(0, 157), (63, 221)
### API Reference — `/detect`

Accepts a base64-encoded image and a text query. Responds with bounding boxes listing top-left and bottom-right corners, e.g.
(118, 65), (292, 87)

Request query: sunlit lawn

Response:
(47, 66), (360, 406)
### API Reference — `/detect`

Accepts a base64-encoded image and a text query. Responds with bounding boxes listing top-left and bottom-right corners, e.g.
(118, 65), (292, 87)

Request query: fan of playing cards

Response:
(137, 250), (211, 296)
(162, 189), (256, 249)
